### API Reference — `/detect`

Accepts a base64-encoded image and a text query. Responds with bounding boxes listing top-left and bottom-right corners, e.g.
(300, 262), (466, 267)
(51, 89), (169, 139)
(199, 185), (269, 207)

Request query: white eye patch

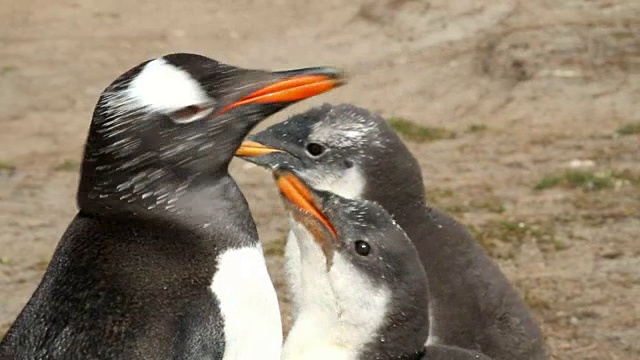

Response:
(301, 166), (366, 200)
(126, 58), (215, 123)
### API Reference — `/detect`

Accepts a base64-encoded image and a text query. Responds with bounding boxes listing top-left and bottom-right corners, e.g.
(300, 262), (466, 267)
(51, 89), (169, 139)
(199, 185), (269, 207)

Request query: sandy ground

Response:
(1, 0), (639, 358)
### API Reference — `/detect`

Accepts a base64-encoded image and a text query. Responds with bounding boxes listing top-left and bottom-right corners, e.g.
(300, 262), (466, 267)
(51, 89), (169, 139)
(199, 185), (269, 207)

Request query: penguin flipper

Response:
(423, 345), (493, 360)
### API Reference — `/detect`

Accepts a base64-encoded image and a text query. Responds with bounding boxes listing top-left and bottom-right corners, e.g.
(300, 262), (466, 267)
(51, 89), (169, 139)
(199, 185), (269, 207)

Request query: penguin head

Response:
(78, 54), (343, 211)
(273, 166), (429, 357)
(236, 103), (425, 214)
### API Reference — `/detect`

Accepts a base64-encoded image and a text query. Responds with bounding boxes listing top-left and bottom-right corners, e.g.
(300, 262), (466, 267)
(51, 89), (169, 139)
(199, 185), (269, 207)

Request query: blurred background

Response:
(1, 0), (638, 359)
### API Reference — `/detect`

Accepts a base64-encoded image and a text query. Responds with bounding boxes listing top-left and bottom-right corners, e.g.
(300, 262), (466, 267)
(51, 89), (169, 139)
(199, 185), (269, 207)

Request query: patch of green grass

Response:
(35, 259), (49, 271)
(0, 161), (16, 174)
(534, 170), (616, 191)
(53, 159), (80, 172)
(562, 171), (611, 190)
(469, 197), (505, 214)
(522, 288), (551, 311)
(614, 122), (640, 136)
(426, 188), (505, 215)
(425, 187), (466, 216)
(387, 117), (456, 142)
(0, 65), (17, 75)
(550, 238), (569, 251)
(0, 257), (10, 265)
(425, 187), (456, 207)
(611, 30), (636, 40)
(534, 175), (563, 191)
(425, 187), (455, 200)
(470, 220), (557, 258)
(263, 237), (286, 257)
(468, 224), (507, 258)
(492, 221), (530, 241)
(467, 123), (488, 133)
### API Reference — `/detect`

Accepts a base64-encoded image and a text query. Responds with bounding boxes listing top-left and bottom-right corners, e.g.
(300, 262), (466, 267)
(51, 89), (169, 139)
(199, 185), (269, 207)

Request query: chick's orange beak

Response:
(275, 173), (338, 240)
(235, 140), (282, 157)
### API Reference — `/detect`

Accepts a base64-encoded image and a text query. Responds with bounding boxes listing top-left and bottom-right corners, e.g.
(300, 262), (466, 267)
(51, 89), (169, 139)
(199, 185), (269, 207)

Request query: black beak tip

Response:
(312, 67), (347, 80)
(274, 66), (347, 82)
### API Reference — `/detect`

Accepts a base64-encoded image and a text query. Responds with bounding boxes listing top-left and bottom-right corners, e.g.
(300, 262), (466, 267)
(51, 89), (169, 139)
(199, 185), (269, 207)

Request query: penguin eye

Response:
(169, 104), (213, 124)
(354, 240), (371, 256)
(305, 143), (326, 157)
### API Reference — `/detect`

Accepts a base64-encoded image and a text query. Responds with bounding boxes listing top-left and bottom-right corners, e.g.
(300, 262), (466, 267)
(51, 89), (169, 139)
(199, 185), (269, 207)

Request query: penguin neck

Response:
(284, 224), (427, 360)
(77, 166), (258, 247)
(360, 188), (436, 348)
(283, 224), (384, 360)
(363, 159), (427, 225)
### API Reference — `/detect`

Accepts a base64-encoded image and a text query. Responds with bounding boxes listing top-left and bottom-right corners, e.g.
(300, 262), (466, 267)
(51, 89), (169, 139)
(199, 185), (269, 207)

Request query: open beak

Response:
(235, 140), (283, 157)
(274, 170), (338, 240)
(219, 68), (345, 115)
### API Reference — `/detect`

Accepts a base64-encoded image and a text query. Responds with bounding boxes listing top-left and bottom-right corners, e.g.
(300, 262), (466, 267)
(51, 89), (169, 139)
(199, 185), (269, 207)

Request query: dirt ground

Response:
(1, 0), (639, 358)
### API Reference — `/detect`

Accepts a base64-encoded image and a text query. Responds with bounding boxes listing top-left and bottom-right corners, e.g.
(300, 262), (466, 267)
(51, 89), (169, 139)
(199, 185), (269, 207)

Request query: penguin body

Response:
(0, 55), (343, 360)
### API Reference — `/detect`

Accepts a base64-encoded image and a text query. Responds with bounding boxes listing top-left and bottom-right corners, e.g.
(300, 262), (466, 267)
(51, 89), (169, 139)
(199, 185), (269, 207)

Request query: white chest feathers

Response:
(282, 221), (390, 360)
(209, 245), (282, 360)
(284, 230), (303, 318)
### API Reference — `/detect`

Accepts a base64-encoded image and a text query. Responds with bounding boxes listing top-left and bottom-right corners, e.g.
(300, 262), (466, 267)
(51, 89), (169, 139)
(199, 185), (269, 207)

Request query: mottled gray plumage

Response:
(273, 167), (492, 360)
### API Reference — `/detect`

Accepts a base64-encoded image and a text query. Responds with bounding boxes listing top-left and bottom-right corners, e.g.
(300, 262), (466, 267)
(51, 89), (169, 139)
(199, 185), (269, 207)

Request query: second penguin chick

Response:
(273, 167), (491, 360)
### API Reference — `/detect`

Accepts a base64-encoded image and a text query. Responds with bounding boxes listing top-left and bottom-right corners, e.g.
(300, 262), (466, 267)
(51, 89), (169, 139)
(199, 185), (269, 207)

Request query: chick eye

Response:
(305, 143), (326, 157)
(169, 104), (213, 124)
(354, 240), (371, 256)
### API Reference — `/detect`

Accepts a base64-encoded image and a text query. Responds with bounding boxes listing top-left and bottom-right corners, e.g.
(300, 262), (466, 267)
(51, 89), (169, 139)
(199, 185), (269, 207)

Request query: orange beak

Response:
(219, 73), (343, 115)
(275, 173), (338, 240)
(235, 140), (282, 157)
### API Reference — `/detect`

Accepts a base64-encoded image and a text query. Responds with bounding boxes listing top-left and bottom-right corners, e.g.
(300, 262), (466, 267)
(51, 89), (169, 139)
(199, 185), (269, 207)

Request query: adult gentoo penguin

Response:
(0, 54), (344, 360)
(236, 104), (547, 360)
(272, 167), (492, 360)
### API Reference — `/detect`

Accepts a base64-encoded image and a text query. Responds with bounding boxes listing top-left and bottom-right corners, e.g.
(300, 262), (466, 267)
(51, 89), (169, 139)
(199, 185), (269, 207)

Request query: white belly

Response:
(284, 230), (303, 318)
(283, 343), (354, 360)
(209, 245), (282, 360)
(282, 314), (357, 360)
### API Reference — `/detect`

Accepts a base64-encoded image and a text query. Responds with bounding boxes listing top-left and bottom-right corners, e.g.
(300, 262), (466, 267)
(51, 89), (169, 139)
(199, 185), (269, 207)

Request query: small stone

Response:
(568, 159), (596, 169)
(600, 249), (623, 259)
(569, 316), (579, 325)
